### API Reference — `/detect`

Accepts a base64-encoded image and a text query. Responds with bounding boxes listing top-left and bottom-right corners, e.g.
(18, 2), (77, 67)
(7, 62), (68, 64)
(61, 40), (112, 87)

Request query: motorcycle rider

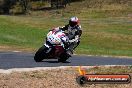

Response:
(51, 16), (82, 56)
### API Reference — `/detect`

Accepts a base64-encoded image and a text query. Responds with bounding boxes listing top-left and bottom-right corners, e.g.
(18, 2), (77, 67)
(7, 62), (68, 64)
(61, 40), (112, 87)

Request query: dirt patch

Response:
(0, 66), (132, 88)
(0, 45), (34, 53)
(0, 67), (80, 88)
(0, 45), (12, 51)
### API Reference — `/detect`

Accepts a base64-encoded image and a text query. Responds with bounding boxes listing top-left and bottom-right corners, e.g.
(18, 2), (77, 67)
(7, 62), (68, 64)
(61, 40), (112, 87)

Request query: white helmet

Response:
(69, 16), (79, 27)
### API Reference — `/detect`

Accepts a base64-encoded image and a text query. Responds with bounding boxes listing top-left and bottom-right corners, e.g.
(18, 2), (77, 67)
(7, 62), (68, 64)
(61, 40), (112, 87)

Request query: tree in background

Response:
(0, 0), (13, 14)
(0, 0), (80, 14)
(51, 0), (70, 8)
(0, 0), (31, 14)
(19, 0), (31, 14)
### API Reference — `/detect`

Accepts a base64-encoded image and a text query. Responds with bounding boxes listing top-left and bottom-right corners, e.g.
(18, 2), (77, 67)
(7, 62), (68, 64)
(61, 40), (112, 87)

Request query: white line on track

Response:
(0, 65), (131, 74)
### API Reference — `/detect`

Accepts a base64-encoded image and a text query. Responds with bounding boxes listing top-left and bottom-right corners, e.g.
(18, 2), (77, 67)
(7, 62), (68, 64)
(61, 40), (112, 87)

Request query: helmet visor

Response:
(70, 21), (78, 27)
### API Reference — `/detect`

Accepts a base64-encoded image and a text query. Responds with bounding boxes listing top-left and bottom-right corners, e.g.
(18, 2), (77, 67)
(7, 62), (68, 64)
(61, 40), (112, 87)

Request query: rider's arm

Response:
(60, 25), (69, 31)
(75, 25), (82, 37)
(49, 27), (60, 32)
(61, 36), (69, 49)
(74, 25), (82, 41)
(69, 25), (82, 43)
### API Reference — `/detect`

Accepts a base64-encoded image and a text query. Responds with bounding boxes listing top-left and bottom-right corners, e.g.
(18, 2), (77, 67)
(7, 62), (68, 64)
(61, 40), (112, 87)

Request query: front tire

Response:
(34, 45), (47, 62)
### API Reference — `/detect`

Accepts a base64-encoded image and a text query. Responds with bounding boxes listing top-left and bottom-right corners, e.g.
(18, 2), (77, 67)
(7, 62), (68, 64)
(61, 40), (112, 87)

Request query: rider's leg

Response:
(66, 41), (80, 56)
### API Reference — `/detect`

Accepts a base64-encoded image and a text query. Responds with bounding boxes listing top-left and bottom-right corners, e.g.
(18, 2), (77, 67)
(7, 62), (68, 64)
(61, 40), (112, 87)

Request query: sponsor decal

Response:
(76, 66), (131, 85)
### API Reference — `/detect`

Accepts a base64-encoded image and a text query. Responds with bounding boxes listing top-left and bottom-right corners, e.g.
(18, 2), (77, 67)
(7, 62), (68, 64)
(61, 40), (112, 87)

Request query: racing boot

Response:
(66, 48), (73, 57)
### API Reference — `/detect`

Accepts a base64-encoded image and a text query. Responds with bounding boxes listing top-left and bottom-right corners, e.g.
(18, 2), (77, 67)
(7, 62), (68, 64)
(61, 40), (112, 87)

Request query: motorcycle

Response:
(34, 29), (71, 62)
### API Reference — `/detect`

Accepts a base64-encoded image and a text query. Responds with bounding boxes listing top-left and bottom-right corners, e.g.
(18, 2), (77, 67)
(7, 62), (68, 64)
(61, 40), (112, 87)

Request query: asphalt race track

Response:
(0, 52), (132, 69)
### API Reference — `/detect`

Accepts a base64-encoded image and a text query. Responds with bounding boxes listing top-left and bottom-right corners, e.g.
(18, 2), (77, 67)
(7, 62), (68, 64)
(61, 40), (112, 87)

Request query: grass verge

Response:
(0, 0), (132, 57)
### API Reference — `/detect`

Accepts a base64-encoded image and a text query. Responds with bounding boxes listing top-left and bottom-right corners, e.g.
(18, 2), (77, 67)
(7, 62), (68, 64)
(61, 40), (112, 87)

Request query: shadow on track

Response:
(43, 61), (71, 63)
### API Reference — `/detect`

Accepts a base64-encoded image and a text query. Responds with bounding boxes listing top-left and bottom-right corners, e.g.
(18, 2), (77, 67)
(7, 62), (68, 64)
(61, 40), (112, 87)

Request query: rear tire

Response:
(34, 45), (47, 62)
(58, 53), (69, 62)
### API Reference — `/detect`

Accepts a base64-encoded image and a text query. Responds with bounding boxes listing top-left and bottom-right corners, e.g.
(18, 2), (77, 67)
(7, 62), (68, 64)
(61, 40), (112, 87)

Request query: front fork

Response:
(44, 43), (52, 53)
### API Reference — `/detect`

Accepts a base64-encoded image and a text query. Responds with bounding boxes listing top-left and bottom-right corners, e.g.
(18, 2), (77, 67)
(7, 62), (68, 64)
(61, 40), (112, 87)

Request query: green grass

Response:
(76, 18), (132, 56)
(0, 16), (47, 49)
(0, 0), (132, 57)
(0, 16), (67, 51)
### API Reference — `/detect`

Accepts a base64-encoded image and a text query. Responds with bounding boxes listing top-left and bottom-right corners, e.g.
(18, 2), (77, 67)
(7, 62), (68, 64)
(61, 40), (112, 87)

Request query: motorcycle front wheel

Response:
(34, 45), (47, 62)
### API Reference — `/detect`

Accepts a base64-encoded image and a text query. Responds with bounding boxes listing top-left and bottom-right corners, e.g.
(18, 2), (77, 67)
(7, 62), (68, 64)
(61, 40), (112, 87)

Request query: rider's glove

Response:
(69, 35), (79, 43)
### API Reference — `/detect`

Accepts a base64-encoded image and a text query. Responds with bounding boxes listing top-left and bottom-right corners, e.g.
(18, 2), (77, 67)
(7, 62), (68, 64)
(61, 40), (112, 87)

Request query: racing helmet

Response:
(69, 16), (79, 27)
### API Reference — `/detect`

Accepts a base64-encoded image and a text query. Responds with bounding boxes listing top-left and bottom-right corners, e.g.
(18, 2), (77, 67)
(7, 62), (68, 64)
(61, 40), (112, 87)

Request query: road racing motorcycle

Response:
(34, 28), (71, 62)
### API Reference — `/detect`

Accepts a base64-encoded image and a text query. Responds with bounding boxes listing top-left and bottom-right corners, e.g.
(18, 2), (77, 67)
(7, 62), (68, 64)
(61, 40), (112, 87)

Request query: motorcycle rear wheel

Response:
(34, 45), (47, 62)
(58, 53), (69, 62)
